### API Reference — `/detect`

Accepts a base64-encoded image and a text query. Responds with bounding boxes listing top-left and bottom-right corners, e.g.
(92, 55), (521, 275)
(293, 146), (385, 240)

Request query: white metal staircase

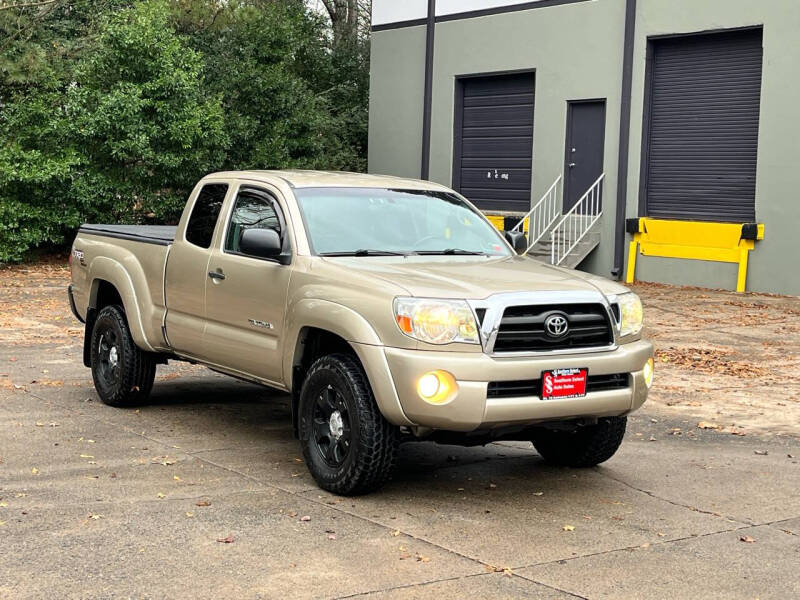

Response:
(511, 174), (604, 269)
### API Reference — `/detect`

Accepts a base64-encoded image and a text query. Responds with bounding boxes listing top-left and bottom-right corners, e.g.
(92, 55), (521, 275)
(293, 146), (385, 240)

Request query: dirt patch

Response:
(635, 282), (800, 436)
(0, 261), (80, 347)
(655, 347), (770, 378)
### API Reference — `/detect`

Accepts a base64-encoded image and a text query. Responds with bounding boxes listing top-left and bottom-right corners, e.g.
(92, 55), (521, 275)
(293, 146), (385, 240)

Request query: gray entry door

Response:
(563, 100), (606, 212)
(452, 72), (535, 213)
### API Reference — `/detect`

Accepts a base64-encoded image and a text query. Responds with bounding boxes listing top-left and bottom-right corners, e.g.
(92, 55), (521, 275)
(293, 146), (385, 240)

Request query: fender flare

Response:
(283, 299), (412, 428)
(87, 256), (156, 352)
(283, 298), (382, 387)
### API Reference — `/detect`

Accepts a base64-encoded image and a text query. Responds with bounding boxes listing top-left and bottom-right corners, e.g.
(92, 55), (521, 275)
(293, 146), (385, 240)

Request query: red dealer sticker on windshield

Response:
(541, 368), (588, 400)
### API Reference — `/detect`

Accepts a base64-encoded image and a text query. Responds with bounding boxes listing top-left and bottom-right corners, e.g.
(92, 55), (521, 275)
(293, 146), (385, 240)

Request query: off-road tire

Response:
(90, 305), (156, 407)
(299, 354), (399, 495)
(531, 417), (627, 467)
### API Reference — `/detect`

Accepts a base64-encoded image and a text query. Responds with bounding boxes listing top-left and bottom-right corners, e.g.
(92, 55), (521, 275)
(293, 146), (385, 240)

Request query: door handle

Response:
(208, 270), (226, 281)
(569, 163), (577, 168)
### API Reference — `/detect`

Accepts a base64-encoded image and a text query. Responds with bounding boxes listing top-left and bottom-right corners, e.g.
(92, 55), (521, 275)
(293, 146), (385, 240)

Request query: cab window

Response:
(185, 184), (228, 248)
(224, 190), (282, 255)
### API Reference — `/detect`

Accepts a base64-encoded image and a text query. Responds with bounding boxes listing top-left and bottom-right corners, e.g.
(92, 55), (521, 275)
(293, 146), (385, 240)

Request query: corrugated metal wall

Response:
(643, 28), (763, 222)
(453, 73), (535, 213)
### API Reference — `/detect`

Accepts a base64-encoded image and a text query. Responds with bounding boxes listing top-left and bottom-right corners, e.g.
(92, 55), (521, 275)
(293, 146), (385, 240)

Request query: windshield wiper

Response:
(320, 249), (411, 257)
(415, 248), (486, 255)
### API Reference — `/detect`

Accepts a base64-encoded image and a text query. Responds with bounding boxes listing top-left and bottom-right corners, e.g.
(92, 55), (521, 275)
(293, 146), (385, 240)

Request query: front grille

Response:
(492, 303), (614, 353)
(487, 373), (629, 399)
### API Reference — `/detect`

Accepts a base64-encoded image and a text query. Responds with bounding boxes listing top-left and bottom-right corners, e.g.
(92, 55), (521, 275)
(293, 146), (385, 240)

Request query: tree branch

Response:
(0, 0), (59, 52)
(0, 0), (59, 11)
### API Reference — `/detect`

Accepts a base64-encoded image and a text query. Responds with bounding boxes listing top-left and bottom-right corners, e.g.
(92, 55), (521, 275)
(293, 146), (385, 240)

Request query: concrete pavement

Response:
(1, 370), (798, 599)
(1, 265), (799, 598)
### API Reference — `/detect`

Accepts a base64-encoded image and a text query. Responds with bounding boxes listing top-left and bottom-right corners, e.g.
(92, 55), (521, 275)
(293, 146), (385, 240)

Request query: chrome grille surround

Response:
(468, 291), (620, 357)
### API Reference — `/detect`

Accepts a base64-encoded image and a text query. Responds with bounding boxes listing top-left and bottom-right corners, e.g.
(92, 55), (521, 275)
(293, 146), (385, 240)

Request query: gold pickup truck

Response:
(69, 170), (654, 495)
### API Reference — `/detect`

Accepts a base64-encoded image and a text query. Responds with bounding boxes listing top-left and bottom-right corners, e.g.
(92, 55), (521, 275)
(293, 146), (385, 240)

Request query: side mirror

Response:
(504, 230), (528, 254)
(240, 228), (282, 260)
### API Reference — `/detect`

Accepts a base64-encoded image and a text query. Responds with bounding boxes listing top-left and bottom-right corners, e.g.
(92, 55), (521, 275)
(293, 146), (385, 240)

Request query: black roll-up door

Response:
(644, 29), (763, 222)
(453, 73), (535, 213)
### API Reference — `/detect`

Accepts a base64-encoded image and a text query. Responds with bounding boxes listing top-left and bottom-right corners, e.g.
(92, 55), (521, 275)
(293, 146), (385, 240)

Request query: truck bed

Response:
(79, 224), (177, 246)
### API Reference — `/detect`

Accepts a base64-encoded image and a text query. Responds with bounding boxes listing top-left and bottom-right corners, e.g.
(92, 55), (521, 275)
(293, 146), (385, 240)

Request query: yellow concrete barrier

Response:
(626, 218), (764, 293)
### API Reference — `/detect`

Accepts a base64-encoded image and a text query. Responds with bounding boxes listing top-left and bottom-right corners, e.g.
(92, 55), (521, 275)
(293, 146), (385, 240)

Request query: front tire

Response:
(299, 354), (399, 495)
(531, 417), (627, 467)
(90, 305), (156, 407)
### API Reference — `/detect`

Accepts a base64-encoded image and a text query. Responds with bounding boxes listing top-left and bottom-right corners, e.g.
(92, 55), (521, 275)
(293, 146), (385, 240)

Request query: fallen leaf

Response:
(217, 535), (235, 543)
(80, 454), (94, 459)
(563, 525), (575, 532)
(31, 467), (39, 475)
(88, 514), (102, 520)
(697, 421), (720, 430)
(185, 512), (194, 518)
(157, 493), (166, 499)
(390, 530), (401, 537)
(195, 500), (211, 507)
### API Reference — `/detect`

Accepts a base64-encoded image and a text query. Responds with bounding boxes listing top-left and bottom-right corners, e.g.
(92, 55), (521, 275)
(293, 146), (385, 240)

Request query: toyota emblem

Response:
(544, 313), (569, 338)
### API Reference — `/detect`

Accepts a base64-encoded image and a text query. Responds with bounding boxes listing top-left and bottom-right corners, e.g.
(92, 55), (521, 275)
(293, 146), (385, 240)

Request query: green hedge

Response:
(0, 0), (368, 262)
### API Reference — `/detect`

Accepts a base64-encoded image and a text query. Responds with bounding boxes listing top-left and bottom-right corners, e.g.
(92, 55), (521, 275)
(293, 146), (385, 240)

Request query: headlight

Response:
(617, 292), (643, 337)
(394, 297), (479, 345)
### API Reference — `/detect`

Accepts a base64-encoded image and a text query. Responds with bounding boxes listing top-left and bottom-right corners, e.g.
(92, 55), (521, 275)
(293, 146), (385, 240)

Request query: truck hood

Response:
(323, 255), (628, 300)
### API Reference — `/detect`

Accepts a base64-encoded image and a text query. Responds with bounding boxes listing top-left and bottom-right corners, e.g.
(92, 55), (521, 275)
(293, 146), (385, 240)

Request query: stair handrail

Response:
(550, 173), (604, 266)
(510, 175), (562, 254)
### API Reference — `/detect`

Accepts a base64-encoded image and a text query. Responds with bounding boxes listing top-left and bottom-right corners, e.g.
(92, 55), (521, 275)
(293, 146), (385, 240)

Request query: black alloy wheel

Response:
(311, 384), (353, 468)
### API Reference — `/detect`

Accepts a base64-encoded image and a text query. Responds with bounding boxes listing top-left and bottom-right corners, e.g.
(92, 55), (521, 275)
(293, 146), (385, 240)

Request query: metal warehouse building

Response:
(368, 0), (800, 295)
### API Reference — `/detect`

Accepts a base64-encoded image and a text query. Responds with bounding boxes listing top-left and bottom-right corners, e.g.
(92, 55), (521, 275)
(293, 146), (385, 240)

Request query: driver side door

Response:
(202, 184), (293, 386)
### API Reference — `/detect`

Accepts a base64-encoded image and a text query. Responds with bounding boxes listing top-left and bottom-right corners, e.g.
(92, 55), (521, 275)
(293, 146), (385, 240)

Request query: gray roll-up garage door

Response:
(644, 28), (763, 222)
(453, 73), (534, 213)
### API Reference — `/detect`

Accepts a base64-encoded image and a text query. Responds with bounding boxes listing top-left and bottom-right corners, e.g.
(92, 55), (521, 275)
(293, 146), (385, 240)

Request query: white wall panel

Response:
(436, 0), (550, 18)
(373, 0), (587, 27)
(372, 0), (428, 26)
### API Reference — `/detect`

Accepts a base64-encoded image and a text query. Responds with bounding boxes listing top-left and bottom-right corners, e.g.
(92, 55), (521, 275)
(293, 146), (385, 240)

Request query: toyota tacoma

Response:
(68, 171), (654, 495)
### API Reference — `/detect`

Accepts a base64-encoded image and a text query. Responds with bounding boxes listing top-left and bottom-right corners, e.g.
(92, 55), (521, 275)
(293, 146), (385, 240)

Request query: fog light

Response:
(417, 370), (457, 405)
(643, 357), (655, 389)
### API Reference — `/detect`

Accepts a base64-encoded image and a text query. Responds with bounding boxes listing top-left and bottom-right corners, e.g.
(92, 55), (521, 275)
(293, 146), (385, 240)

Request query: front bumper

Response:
(355, 340), (653, 432)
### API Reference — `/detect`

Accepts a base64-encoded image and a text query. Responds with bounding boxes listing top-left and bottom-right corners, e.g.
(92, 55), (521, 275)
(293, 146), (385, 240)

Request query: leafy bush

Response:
(0, 0), (369, 262)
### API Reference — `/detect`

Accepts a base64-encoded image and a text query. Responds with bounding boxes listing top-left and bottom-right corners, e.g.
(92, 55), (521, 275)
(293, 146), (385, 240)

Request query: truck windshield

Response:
(294, 187), (511, 257)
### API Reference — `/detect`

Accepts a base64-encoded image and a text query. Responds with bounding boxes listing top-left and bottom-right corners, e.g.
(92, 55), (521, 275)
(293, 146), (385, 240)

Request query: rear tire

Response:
(90, 305), (156, 407)
(531, 417), (627, 467)
(299, 354), (399, 495)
